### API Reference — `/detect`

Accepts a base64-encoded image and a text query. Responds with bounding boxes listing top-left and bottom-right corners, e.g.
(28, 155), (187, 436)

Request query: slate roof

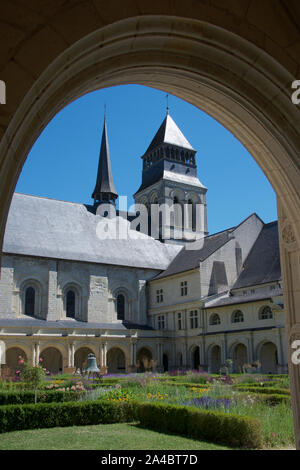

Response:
(154, 228), (234, 280)
(3, 193), (182, 270)
(92, 117), (118, 199)
(203, 291), (274, 308)
(232, 221), (281, 289)
(0, 317), (153, 331)
(145, 113), (195, 154)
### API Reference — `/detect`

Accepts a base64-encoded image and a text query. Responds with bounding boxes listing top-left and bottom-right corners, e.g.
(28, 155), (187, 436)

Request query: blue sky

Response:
(15, 84), (277, 235)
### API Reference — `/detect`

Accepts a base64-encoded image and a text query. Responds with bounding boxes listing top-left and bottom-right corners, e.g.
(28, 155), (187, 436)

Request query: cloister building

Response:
(0, 113), (287, 375)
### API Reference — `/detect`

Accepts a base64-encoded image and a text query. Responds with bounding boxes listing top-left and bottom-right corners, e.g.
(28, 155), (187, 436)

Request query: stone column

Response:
(276, 328), (284, 373)
(100, 341), (107, 374)
(247, 332), (254, 363)
(35, 343), (40, 366)
(278, 199), (300, 449)
(138, 280), (147, 325)
(47, 260), (58, 321)
(129, 339), (137, 372)
(31, 342), (36, 367)
(65, 342), (76, 373)
(156, 342), (163, 370)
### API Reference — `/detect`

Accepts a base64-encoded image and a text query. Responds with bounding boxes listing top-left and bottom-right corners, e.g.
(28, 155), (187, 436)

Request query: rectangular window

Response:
(190, 310), (198, 329)
(158, 315), (165, 330)
(177, 312), (182, 330)
(181, 281), (188, 296)
(156, 289), (163, 303)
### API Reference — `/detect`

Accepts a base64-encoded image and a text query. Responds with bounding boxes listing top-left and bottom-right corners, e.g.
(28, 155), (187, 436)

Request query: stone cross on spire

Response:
(92, 116), (118, 206)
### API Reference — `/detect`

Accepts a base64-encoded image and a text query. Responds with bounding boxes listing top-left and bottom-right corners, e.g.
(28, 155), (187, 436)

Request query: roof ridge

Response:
(14, 192), (83, 206)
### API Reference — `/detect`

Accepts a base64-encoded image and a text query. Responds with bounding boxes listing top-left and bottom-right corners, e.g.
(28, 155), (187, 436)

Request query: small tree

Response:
(21, 358), (46, 404)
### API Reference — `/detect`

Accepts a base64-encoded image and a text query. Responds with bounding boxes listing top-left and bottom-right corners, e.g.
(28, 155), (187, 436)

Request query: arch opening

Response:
(1, 14), (300, 445)
(107, 347), (126, 374)
(136, 347), (153, 373)
(40, 347), (63, 375)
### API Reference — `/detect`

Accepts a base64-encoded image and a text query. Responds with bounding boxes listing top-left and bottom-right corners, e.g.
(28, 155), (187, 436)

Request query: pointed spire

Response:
(92, 116), (118, 206)
(145, 113), (195, 154)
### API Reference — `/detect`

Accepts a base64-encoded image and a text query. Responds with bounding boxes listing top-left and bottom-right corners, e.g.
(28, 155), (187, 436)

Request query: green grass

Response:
(0, 423), (233, 450)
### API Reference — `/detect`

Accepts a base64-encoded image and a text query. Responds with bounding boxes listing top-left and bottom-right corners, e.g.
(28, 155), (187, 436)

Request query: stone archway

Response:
(136, 347), (153, 373)
(233, 343), (248, 373)
(74, 347), (94, 371)
(162, 353), (169, 372)
(107, 347), (126, 374)
(210, 345), (221, 374)
(192, 346), (200, 371)
(1, 11), (300, 446)
(40, 347), (63, 375)
(260, 342), (278, 374)
(5, 347), (27, 373)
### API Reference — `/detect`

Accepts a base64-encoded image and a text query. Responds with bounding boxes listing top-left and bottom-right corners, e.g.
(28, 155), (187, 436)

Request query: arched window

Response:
(210, 313), (221, 325)
(259, 306), (273, 320)
(187, 199), (196, 231)
(66, 290), (76, 318)
(117, 294), (125, 320)
(232, 310), (244, 323)
(25, 287), (35, 316)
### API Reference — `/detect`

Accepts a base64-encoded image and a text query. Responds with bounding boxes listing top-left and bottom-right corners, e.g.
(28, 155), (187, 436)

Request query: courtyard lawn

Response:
(0, 423), (233, 450)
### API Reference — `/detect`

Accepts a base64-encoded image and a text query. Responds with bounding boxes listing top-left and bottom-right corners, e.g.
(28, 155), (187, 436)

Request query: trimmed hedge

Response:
(0, 390), (84, 405)
(0, 400), (136, 434)
(258, 393), (291, 406)
(0, 399), (263, 448)
(136, 402), (263, 449)
(235, 385), (290, 396)
(156, 381), (210, 389)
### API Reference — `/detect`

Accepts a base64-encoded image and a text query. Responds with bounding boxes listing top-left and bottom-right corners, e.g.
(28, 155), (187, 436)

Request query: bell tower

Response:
(134, 112), (208, 244)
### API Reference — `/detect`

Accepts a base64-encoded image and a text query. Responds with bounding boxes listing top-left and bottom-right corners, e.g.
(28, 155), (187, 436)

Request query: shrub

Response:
(136, 402), (263, 449)
(0, 390), (84, 406)
(0, 400), (136, 434)
(235, 385), (290, 396)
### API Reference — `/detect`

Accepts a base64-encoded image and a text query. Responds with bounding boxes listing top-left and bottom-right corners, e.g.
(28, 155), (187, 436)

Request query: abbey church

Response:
(0, 112), (287, 376)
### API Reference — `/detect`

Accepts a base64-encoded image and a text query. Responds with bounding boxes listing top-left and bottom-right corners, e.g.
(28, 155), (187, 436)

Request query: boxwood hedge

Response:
(0, 399), (263, 448)
(0, 390), (84, 405)
(136, 402), (263, 449)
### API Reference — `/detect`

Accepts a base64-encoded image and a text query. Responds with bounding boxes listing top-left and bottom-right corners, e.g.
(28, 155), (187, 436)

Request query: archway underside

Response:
(1, 15), (300, 446)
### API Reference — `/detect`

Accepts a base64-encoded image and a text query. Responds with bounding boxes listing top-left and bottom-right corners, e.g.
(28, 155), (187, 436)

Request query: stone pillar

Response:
(64, 342), (76, 374)
(100, 341), (107, 374)
(221, 339), (226, 365)
(47, 260), (58, 321)
(276, 328), (285, 373)
(138, 280), (147, 325)
(36, 343), (40, 366)
(67, 343), (75, 368)
(199, 337), (205, 366)
(129, 339), (137, 372)
(247, 332), (254, 363)
(156, 342), (163, 370)
(31, 342), (36, 366)
(278, 199), (300, 449)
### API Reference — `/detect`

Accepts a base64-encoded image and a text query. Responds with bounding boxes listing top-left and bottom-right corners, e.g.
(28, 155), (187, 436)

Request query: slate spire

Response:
(92, 117), (118, 206)
(145, 113), (195, 154)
